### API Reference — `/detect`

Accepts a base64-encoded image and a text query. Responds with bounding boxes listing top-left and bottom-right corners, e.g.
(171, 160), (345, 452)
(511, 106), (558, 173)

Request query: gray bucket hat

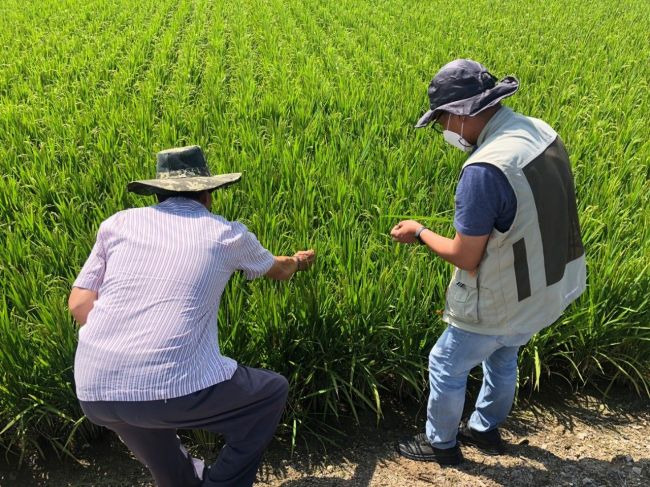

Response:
(127, 145), (241, 196)
(415, 59), (519, 128)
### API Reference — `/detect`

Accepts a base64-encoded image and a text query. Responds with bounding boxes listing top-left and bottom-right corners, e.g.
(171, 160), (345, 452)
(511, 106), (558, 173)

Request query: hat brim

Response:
(414, 77), (519, 128)
(127, 173), (242, 196)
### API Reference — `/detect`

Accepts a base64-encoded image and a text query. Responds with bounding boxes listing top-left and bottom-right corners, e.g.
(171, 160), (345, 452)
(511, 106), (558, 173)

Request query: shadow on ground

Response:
(256, 390), (650, 487)
(2, 390), (648, 486)
(275, 457), (378, 487)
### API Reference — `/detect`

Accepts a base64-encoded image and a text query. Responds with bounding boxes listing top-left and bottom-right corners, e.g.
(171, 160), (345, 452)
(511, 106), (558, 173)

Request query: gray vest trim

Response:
(522, 137), (585, 286)
(513, 238), (532, 301)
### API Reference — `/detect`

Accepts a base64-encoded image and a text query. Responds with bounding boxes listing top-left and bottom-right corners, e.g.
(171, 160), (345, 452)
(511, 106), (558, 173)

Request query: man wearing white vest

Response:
(390, 59), (586, 465)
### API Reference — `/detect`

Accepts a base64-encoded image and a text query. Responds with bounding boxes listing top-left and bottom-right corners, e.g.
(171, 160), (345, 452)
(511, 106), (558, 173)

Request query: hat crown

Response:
(156, 145), (211, 179)
(428, 59), (497, 109)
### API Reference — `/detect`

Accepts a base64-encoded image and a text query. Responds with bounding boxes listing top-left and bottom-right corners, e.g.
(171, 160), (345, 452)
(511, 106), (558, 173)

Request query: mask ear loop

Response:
(459, 116), (473, 149)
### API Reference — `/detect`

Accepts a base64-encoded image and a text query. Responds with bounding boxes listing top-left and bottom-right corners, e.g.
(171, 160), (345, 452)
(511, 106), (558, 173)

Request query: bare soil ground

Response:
(2, 393), (648, 487)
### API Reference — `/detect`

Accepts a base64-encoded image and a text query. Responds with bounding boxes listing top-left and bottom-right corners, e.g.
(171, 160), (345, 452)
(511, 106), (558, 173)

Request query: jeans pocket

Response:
(445, 269), (479, 323)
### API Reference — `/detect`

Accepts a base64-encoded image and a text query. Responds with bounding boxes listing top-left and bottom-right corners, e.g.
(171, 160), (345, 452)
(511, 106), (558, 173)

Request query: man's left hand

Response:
(390, 220), (422, 244)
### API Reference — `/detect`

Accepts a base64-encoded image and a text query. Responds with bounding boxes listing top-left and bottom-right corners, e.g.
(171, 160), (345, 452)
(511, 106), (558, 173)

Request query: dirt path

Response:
(2, 394), (648, 486)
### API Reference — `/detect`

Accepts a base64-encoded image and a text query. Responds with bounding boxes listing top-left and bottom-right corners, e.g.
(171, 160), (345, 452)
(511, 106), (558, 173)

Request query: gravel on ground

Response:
(2, 393), (648, 486)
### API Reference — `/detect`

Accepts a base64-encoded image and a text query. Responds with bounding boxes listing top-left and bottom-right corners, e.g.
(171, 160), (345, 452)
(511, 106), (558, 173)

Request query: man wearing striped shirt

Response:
(69, 146), (315, 487)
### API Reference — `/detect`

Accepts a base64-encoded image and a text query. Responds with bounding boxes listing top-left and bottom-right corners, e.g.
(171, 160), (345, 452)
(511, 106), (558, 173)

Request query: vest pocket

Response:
(445, 269), (479, 323)
(477, 286), (504, 325)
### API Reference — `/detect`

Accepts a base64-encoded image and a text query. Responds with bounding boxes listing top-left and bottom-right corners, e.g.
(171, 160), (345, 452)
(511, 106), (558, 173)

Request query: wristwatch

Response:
(415, 226), (428, 245)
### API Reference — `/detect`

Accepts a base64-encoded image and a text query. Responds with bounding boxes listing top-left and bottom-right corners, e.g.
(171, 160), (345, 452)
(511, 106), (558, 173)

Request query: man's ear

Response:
(200, 190), (211, 207)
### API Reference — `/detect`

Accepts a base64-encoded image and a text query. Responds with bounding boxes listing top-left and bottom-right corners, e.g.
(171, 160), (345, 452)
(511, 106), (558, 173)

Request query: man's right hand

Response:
(265, 249), (316, 280)
(293, 249), (316, 271)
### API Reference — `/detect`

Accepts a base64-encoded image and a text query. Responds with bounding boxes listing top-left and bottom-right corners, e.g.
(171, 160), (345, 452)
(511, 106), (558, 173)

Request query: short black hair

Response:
(156, 190), (209, 203)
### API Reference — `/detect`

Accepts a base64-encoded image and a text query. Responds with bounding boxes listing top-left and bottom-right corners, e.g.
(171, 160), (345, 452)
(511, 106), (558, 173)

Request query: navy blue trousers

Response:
(80, 366), (289, 487)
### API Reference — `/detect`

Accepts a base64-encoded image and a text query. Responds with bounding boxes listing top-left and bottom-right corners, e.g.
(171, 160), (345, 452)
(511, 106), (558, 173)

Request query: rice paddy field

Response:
(1, 0), (648, 463)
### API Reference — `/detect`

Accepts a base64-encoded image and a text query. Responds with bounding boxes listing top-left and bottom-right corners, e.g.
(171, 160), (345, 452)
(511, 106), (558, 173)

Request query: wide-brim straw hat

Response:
(127, 145), (241, 196)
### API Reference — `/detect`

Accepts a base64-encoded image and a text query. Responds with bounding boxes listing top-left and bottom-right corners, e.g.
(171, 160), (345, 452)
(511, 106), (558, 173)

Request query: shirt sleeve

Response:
(230, 224), (275, 280)
(453, 163), (517, 236)
(73, 222), (108, 291)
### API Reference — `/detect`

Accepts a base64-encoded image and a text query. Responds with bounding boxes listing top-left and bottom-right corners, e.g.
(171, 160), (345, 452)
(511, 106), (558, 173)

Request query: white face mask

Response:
(442, 116), (474, 152)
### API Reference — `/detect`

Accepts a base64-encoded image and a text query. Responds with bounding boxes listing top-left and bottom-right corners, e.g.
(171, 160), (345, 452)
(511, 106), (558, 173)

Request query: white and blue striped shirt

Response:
(73, 197), (274, 401)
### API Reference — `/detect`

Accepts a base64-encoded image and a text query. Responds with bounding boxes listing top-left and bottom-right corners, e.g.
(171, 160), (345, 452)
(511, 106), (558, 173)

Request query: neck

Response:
(465, 106), (502, 144)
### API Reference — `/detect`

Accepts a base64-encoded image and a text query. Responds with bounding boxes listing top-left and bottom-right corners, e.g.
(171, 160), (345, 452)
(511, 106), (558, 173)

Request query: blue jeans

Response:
(426, 325), (531, 449)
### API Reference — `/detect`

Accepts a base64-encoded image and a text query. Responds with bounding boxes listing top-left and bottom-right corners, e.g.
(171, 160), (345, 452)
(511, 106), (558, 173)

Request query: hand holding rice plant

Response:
(293, 249), (316, 271)
(390, 219), (424, 244)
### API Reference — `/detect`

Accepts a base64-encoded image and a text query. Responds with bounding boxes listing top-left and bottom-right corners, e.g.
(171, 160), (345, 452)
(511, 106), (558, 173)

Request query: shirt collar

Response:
(476, 106), (514, 147)
(156, 197), (207, 213)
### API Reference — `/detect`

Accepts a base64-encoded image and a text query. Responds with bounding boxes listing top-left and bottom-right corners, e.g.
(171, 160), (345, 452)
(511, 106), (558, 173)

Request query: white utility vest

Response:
(443, 107), (586, 336)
